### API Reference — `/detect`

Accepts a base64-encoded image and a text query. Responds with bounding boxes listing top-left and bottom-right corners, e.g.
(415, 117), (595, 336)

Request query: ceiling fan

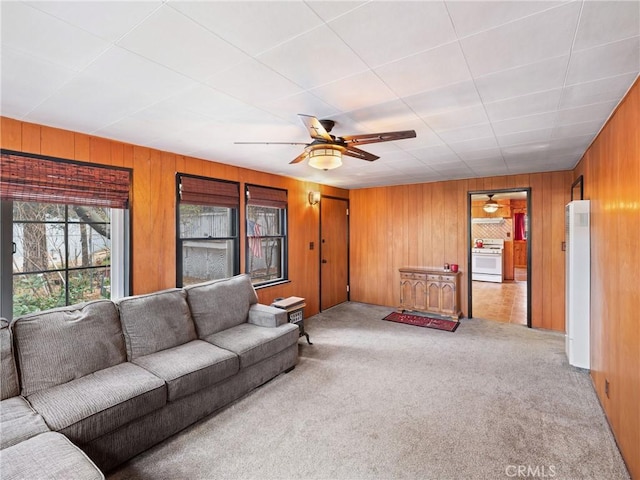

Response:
(235, 114), (416, 170)
(483, 194), (503, 213)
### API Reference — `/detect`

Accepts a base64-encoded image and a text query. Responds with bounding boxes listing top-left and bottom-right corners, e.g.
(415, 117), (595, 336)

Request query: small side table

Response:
(272, 297), (312, 345)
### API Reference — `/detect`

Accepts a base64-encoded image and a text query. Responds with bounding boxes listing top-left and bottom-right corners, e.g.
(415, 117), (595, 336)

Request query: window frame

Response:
(175, 173), (240, 287)
(0, 150), (131, 320)
(244, 184), (288, 287)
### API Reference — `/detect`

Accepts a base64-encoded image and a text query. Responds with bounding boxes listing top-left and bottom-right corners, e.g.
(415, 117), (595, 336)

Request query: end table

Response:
(272, 297), (312, 345)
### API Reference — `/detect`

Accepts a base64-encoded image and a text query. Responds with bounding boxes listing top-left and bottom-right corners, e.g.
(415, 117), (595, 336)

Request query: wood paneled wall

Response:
(573, 78), (639, 479)
(0, 116), (349, 315)
(349, 171), (572, 332)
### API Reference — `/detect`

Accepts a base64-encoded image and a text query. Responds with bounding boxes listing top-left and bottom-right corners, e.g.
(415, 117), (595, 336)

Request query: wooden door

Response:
(320, 197), (348, 310)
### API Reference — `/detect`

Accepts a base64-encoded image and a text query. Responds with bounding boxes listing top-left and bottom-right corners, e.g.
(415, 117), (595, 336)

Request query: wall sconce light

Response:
(308, 191), (321, 206)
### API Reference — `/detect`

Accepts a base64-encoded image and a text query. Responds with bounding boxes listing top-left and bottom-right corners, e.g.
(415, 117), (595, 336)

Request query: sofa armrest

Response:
(247, 304), (288, 328)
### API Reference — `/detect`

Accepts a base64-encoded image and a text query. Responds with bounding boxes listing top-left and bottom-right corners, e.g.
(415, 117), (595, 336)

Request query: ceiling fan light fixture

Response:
(483, 194), (499, 213)
(483, 202), (499, 213)
(308, 147), (342, 170)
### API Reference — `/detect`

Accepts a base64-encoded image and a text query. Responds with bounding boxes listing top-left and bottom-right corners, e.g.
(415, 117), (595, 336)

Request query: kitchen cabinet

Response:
(503, 240), (514, 280)
(399, 267), (461, 320)
(514, 241), (527, 267)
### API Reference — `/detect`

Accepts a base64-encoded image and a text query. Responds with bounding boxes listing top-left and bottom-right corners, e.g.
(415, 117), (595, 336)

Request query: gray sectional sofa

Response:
(0, 274), (299, 478)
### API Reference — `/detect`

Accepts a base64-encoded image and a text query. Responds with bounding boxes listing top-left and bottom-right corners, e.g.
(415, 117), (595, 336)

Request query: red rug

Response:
(382, 312), (459, 332)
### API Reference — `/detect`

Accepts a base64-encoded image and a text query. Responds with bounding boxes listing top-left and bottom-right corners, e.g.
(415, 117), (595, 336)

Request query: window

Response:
(0, 150), (131, 319)
(176, 174), (239, 287)
(11, 203), (113, 316)
(245, 184), (287, 286)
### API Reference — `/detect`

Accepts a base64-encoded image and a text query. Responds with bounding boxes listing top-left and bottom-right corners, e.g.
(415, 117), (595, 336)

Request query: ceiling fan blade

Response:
(298, 114), (333, 142)
(343, 146), (379, 162)
(341, 129), (416, 146)
(289, 150), (309, 164)
(234, 141), (309, 145)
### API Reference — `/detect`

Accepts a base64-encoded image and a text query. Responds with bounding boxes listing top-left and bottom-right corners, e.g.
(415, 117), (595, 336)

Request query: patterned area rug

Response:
(383, 312), (459, 332)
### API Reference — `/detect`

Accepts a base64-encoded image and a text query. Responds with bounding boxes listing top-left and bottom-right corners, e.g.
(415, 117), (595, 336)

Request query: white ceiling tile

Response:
(475, 55), (570, 103)
(118, 6), (249, 82)
(492, 111), (557, 136)
(207, 60), (304, 106)
(566, 36), (640, 85)
(0, 47), (76, 117)
(560, 73), (638, 109)
(547, 134), (594, 152)
(170, 1), (322, 56)
(573, 1), (640, 52)
(445, 1), (564, 37)
(1, 2), (110, 70)
(328, 1), (456, 67)
(259, 92), (340, 126)
(407, 145), (460, 165)
(484, 88), (562, 122)
(438, 123), (495, 144)
(24, 76), (158, 134)
(345, 100), (421, 130)
(464, 156), (505, 168)
(460, 2), (580, 77)
(551, 121), (604, 140)
(404, 81), (482, 118)
(423, 104), (489, 131)
(307, 2), (372, 22)
(155, 121), (247, 155)
(98, 103), (216, 143)
(26, 1), (163, 42)
(309, 71), (399, 112)
(374, 42), (472, 97)
(496, 129), (553, 148)
(257, 25), (369, 90)
(501, 142), (551, 159)
(456, 147), (503, 162)
(392, 157), (434, 173)
(374, 149), (420, 163)
(448, 135), (499, 154)
(164, 85), (252, 120)
(429, 162), (475, 175)
(506, 163), (549, 174)
(555, 101), (618, 126)
(80, 46), (197, 100)
(471, 165), (510, 176)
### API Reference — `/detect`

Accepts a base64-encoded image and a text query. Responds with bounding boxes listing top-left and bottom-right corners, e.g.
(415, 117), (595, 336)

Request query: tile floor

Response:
(472, 268), (527, 325)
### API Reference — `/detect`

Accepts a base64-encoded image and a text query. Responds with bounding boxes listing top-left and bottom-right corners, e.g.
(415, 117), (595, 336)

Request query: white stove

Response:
(472, 239), (504, 283)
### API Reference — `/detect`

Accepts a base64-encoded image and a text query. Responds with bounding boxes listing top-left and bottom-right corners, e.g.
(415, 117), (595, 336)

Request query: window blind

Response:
(246, 185), (287, 208)
(178, 175), (239, 208)
(1, 151), (130, 209)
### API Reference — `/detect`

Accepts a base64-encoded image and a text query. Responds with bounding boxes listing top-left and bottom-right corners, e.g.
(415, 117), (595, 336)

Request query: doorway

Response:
(468, 189), (531, 327)
(320, 197), (349, 311)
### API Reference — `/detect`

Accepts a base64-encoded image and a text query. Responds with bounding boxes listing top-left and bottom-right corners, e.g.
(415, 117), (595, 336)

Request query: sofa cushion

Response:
(12, 300), (126, 397)
(0, 396), (50, 449)
(0, 432), (104, 480)
(27, 362), (166, 444)
(118, 289), (197, 360)
(1, 319), (19, 400)
(204, 323), (299, 369)
(185, 274), (259, 337)
(133, 340), (239, 402)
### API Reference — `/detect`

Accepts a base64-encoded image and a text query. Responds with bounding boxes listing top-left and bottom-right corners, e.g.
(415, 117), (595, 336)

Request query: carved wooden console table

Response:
(399, 267), (461, 321)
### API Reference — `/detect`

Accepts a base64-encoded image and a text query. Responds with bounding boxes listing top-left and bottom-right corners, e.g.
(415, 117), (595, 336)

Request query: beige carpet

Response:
(108, 302), (629, 480)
